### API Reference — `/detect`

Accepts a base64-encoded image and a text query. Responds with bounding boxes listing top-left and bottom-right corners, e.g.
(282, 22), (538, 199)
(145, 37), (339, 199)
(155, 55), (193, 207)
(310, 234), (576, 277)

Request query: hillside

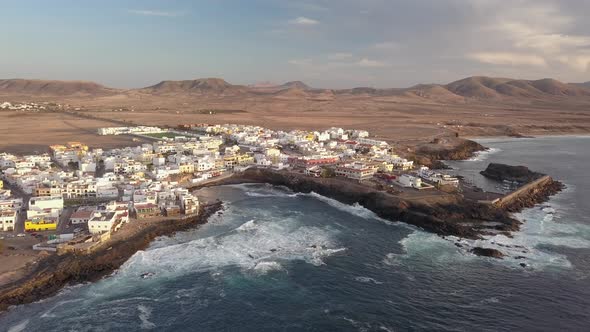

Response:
(572, 81), (590, 88)
(0, 79), (116, 96)
(1, 76), (589, 103)
(445, 76), (590, 99)
(142, 78), (244, 94)
(279, 81), (310, 90)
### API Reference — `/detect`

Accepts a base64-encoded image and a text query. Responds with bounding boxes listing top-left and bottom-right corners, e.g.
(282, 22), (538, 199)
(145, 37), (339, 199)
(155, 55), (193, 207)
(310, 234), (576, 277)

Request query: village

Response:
(0, 124), (461, 256)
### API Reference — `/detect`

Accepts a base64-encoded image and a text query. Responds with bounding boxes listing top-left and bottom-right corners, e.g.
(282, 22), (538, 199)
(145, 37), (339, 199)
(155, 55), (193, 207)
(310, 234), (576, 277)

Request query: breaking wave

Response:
(117, 207), (345, 280)
(385, 196), (590, 271)
(7, 319), (29, 332)
(466, 147), (501, 161)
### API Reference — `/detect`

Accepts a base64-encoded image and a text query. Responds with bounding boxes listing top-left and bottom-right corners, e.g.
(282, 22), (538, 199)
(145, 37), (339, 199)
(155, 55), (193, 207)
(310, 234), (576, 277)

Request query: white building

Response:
(28, 196), (63, 219)
(335, 162), (377, 181)
(70, 208), (95, 224)
(0, 209), (16, 231)
(88, 211), (117, 234)
(399, 174), (422, 188)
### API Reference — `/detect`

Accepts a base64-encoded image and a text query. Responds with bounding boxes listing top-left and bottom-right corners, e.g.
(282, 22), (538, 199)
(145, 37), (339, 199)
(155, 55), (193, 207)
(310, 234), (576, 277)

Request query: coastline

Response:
(463, 133), (590, 140)
(0, 135), (569, 314)
(0, 202), (223, 313)
(194, 168), (561, 239)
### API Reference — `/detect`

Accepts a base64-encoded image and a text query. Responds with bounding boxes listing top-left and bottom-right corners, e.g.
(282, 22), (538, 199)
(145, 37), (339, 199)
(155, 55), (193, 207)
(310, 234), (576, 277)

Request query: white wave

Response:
(229, 183), (299, 198)
(465, 147), (501, 161)
(230, 182), (404, 228)
(236, 219), (257, 231)
(252, 261), (284, 274)
(7, 319), (29, 332)
(354, 276), (383, 285)
(117, 211), (344, 278)
(306, 192), (399, 228)
(138, 304), (156, 330)
(244, 191), (299, 198)
(388, 197), (590, 271)
(40, 298), (84, 318)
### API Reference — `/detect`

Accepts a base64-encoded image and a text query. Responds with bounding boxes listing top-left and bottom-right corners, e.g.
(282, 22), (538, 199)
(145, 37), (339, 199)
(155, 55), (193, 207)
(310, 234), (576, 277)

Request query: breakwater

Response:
(494, 175), (564, 212)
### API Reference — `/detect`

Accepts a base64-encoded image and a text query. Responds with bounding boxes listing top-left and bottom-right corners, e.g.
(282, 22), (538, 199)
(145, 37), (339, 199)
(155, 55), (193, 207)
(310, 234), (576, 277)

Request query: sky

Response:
(1, 0), (589, 88)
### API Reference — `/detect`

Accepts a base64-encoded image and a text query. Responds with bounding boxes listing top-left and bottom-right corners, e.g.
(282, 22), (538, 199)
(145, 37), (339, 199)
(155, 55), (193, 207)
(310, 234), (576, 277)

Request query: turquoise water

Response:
(2, 136), (590, 331)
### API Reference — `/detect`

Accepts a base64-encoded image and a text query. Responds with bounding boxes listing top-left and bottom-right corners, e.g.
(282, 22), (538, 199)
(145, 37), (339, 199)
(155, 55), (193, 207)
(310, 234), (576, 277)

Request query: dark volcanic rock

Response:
(470, 247), (505, 258)
(203, 168), (520, 240)
(500, 178), (564, 212)
(415, 137), (485, 168)
(480, 163), (543, 183)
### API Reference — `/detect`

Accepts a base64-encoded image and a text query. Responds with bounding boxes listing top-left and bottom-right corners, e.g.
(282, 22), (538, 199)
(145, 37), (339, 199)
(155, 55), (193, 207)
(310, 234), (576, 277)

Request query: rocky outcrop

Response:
(480, 163), (543, 183)
(206, 169), (520, 240)
(415, 137), (486, 168)
(470, 247), (505, 258)
(0, 202), (222, 312)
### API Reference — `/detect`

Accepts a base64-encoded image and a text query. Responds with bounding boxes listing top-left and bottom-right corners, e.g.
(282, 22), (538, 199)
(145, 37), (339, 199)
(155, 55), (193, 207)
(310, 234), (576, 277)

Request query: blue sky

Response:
(1, 0), (589, 88)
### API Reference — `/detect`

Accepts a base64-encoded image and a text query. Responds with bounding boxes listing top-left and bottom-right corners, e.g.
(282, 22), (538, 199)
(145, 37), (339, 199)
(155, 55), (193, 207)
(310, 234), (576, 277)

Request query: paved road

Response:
(57, 207), (75, 234)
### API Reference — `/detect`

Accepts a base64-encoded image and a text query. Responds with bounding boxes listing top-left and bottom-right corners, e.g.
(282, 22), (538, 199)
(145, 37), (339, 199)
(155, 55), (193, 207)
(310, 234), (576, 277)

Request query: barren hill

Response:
(445, 76), (590, 99)
(570, 81), (590, 88)
(142, 78), (245, 94)
(279, 81), (310, 90)
(0, 79), (116, 96)
(1, 76), (589, 104)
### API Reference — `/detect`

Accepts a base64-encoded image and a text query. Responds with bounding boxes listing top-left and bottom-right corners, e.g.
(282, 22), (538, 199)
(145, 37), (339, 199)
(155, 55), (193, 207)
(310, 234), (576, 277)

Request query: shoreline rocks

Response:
(204, 168), (520, 240)
(0, 202), (222, 313)
(470, 247), (505, 259)
(480, 163), (543, 183)
(414, 137), (486, 168)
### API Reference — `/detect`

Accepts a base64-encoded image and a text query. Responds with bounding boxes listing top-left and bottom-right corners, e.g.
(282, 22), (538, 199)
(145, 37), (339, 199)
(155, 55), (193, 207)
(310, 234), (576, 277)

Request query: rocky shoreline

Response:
(0, 202), (222, 313)
(413, 137), (486, 168)
(200, 167), (563, 259)
(0, 157), (565, 312)
(480, 163), (565, 212)
(201, 168), (521, 238)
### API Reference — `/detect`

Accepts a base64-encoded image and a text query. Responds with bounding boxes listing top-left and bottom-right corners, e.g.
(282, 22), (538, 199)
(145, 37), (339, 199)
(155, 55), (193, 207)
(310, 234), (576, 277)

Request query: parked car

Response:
(16, 233), (26, 237)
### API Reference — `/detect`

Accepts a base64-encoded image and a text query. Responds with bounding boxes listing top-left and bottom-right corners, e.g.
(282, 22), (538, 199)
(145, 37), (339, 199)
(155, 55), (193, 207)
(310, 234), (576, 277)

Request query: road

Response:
(57, 207), (75, 234)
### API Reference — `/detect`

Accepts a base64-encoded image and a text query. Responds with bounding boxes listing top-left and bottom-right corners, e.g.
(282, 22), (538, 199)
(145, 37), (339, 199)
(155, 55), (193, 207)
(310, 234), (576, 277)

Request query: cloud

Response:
(468, 52), (547, 67)
(128, 10), (184, 17)
(286, 3), (328, 12)
(374, 42), (400, 50)
(328, 53), (354, 60)
(557, 55), (590, 72)
(288, 17), (319, 26)
(357, 58), (389, 67)
(468, 1), (590, 72)
(288, 58), (312, 66)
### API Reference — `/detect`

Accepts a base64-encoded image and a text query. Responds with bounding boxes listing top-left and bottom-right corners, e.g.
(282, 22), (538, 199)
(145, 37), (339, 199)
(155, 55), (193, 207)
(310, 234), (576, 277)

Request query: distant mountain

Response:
(404, 84), (465, 102)
(1, 76), (589, 102)
(445, 76), (590, 99)
(0, 79), (116, 96)
(572, 81), (590, 88)
(142, 78), (244, 94)
(279, 81), (310, 90)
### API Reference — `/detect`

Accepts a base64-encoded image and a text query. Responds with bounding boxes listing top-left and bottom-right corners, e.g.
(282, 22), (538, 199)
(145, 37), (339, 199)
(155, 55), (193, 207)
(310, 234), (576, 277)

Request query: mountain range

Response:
(1, 76), (589, 102)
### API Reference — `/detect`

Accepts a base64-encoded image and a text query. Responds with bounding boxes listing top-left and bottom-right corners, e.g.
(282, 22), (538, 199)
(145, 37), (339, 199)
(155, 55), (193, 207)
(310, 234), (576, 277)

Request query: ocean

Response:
(2, 136), (590, 331)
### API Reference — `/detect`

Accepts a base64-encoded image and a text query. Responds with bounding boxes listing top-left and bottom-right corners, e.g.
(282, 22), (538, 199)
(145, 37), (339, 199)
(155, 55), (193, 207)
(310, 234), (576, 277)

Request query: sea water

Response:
(2, 136), (590, 331)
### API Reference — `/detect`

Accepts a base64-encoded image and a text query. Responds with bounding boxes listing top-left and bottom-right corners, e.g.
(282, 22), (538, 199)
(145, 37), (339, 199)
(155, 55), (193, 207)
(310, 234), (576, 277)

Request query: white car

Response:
(16, 233), (26, 237)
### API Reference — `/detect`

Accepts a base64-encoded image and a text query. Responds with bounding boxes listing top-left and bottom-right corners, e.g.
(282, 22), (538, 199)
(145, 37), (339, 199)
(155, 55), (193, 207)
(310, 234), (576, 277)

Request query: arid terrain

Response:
(1, 76), (590, 154)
